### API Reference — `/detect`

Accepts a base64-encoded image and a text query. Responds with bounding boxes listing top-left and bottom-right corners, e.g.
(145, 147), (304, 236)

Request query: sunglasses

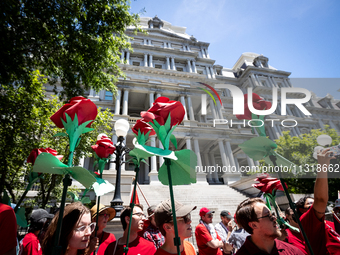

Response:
(168, 214), (192, 224)
(257, 212), (276, 222)
(206, 214), (213, 218)
(74, 222), (96, 233)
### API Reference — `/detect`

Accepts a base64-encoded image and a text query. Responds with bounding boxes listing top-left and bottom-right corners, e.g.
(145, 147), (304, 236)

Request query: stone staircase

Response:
(134, 184), (250, 247)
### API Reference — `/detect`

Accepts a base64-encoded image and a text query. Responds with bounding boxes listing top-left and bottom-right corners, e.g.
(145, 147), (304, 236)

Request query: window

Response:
(176, 67), (184, 72)
(105, 91), (113, 101)
(132, 61), (140, 66)
(197, 70), (203, 75)
(155, 64), (162, 69)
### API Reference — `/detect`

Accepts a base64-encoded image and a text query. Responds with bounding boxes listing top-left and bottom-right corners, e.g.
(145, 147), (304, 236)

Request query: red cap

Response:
(199, 207), (215, 217)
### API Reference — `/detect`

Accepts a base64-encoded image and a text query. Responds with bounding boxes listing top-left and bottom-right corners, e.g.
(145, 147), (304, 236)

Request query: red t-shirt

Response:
(235, 236), (304, 255)
(90, 231), (115, 255)
(19, 232), (42, 255)
(154, 240), (196, 255)
(195, 223), (223, 255)
(300, 204), (340, 255)
(104, 235), (156, 255)
(285, 228), (306, 255)
(0, 203), (17, 255)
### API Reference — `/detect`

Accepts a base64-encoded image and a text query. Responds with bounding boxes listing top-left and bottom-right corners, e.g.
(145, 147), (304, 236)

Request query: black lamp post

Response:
(110, 119), (130, 217)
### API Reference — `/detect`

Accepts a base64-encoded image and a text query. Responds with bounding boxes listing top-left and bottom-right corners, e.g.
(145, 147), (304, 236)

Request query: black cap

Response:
(30, 209), (54, 223)
(220, 210), (233, 219)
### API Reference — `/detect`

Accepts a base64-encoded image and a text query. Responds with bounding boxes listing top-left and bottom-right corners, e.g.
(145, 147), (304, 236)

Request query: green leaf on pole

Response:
(53, 132), (68, 137)
(158, 149), (197, 185)
(92, 177), (115, 196)
(238, 136), (277, 161)
(170, 134), (178, 149)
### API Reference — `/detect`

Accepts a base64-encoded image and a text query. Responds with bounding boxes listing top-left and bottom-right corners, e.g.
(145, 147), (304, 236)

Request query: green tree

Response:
(0, 0), (139, 201)
(273, 126), (340, 201)
(1, 0), (139, 98)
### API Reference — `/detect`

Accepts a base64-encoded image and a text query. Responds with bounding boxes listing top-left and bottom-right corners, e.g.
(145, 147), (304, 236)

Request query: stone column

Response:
(126, 51), (130, 65)
(218, 140), (228, 166)
(203, 153), (212, 183)
(210, 66), (216, 79)
(186, 137), (192, 150)
(246, 156), (255, 168)
(114, 89), (121, 115)
(329, 120), (339, 131)
(171, 57), (176, 70)
(209, 153), (220, 183)
(156, 93), (161, 99)
(149, 54), (153, 68)
(144, 53), (148, 67)
(192, 60), (197, 73)
(148, 39), (152, 46)
(216, 100), (224, 119)
(200, 48), (205, 58)
(224, 141), (236, 168)
(149, 137), (161, 185)
(209, 99), (217, 119)
(144, 39), (147, 45)
(187, 96), (195, 121)
(163, 42), (167, 48)
(166, 56), (170, 70)
(144, 162), (150, 184)
(180, 96), (188, 120)
(204, 48), (210, 58)
(120, 51), (125, 62)
(193, 138), (208, 184)
(187, 59), (192, 73)
(122, 90), (129, 116)
(221, 140), (241, 184)
(205, 66), (211, 79)
(186, 45), (191, 51)
(250, 74), (261, 86)
(318, 119), (325, 130)
(149, 92), (154, 107)
(168, 42), (171, 49)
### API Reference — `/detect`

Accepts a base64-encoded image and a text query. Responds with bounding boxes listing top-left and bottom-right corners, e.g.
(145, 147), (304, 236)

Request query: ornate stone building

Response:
(50, 16), (340, 204)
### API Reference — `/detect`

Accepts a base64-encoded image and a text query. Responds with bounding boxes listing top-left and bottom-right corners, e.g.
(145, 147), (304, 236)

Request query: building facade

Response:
(57, 16), (340, 202)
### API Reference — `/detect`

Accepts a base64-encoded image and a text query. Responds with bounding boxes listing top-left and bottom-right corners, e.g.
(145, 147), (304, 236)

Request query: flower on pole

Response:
(27, 148), (63, 165)
(91, 134), (116, 160)
(50, 96), (98, 128)
(236, 93), (272, 120)
(252, 173), (284, 195)
(132, 119), (155, 146)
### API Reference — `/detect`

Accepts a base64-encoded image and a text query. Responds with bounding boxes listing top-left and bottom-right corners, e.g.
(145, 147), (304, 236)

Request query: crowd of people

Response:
(1, 149), (340, 255)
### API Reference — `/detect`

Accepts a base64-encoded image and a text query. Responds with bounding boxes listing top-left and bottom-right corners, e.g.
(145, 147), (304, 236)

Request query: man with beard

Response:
(235, 198), (303, 255)
(104, 204), (156, 255)
(153, 199), (196, 255)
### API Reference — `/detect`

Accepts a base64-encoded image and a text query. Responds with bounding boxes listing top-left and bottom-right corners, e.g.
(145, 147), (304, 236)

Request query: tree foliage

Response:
(273, 126), (340, 201)
(1, 0), (139, 99)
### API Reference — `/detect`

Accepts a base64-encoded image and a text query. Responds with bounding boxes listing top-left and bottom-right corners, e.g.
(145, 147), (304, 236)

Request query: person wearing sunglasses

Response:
(235, 198), (304, 255)
(153, 199), (197, 255)
(104, 204), (156, 255)
(283, 207), (306, 255)
(195, 207), (231, 255)
(41, 202), (97, 255)
(89, 204), (116, 255)
(296, 148), (340, 254)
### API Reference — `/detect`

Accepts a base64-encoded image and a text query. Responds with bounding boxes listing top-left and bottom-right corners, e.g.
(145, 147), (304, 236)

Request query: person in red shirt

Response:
(296, 148), (340, 255)
(195, 207), (230, 255)
(143, 205), (165, 249)
(284, 208), (306, 255)
(19, 209), (54, 255)
(0, 203), (17, 255)
(153, 199), (196, 255)
(89, 204), (116, 255)
(104, 204), (156, 255)
(235, 198), (304, 255)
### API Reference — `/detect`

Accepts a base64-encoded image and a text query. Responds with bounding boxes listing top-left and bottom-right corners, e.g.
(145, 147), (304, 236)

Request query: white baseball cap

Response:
(335, 199), (340, 208)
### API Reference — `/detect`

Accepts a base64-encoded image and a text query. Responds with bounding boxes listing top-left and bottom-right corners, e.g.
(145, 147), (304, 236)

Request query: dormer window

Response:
(148, 15), (164, 29)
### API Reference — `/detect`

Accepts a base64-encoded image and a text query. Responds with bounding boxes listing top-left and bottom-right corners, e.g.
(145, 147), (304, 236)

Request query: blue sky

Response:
(129, 0), (340, 98)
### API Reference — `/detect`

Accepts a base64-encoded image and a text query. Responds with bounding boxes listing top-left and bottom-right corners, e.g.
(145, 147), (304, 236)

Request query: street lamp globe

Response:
(317, 135), (332, 147)
(114, 119), (130, 137)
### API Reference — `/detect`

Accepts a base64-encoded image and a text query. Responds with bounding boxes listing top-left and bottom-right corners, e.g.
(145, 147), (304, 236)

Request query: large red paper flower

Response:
(91, 135), (116, 159)
(236, 93), (272, 120)
(140, 97), (185, 126)
(50, 96), (98, 128)
(252, 174), (283, 194)
(132, 119), (156, 136)
(27, 148), (63, 165)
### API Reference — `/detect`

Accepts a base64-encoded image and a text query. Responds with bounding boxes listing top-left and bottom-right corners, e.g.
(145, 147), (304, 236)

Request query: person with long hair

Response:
(41, 202), (96, 255)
